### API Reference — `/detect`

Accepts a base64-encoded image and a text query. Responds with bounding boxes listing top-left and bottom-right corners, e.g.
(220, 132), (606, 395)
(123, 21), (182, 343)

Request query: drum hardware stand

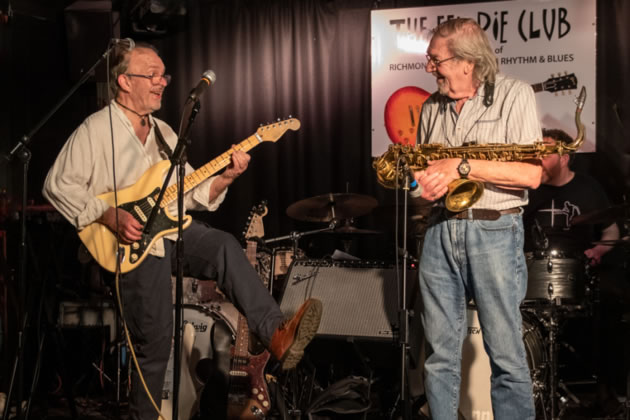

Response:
(263, 220), (339, 258)
(533, 301), (566, 420)
(549, 302), (561, 420)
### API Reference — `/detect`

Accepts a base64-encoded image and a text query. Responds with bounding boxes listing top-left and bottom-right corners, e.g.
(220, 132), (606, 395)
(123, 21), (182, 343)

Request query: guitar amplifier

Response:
(279, 260), (417, 340)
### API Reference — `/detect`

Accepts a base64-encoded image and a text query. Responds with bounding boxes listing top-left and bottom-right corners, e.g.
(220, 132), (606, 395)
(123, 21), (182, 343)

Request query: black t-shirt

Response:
(523, 172), (612, 255)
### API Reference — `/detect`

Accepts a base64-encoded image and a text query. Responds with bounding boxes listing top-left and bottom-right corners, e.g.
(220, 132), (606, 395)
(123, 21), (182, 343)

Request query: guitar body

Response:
(78, 160), (192, 273)
(226, 345), (271, 419)
(199, 315), (272, 420)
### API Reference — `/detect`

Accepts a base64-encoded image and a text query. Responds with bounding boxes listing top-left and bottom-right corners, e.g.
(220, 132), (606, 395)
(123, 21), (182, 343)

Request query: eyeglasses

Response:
(425, 54), (456, 67)
(125, 73), (172, 85)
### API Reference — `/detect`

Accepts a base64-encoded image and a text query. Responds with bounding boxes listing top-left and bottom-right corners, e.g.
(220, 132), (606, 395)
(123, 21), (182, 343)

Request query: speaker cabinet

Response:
(279, 260), (417, 340)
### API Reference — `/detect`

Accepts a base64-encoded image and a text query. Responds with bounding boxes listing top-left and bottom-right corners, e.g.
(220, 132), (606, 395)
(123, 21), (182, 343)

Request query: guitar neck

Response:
(530, 82), (543, 93)
(160, 134), (262, 207)
(233, 314), (250, 361)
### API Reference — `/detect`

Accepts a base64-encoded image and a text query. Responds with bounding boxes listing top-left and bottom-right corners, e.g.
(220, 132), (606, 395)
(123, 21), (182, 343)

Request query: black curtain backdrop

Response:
(156, 0), (378, 245)
(1, 0), (629, 260)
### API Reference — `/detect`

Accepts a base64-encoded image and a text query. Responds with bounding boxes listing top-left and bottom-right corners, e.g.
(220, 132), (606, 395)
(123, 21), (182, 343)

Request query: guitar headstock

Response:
(542, 73), (578, 93)
(257, 118), (301, 142)
(243, 201), (268, 240)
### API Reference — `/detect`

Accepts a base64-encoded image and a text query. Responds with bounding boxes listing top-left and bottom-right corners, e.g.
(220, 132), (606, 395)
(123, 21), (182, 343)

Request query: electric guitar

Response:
(225, 202), (271, 419)
(384, 73), (578, 147)
(78, 119), (301, 273)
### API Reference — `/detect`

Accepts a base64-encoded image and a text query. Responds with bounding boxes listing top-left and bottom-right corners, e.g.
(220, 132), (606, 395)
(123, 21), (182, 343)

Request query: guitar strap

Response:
(153, 121), (174, 159)
(483, 80), (495, 107)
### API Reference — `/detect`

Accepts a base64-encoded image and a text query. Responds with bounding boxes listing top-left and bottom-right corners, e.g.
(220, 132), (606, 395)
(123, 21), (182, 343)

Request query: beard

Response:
(436, 74), (450, 96)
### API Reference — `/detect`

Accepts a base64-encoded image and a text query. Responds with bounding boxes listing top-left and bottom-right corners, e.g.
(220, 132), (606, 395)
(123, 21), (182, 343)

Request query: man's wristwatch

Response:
(457, 158), (471, 179)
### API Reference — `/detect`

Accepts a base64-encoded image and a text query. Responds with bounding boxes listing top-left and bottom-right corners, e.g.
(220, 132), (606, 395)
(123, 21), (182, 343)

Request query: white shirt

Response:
(418, 73), (542, 210)
(43, 101), (226, 256)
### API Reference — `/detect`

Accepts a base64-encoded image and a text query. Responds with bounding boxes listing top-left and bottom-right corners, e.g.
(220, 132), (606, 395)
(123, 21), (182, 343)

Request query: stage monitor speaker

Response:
(279, 260), (417, 340)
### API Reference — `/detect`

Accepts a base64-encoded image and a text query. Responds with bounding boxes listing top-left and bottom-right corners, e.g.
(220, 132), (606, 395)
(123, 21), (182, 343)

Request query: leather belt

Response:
(432, 207), (521, 221)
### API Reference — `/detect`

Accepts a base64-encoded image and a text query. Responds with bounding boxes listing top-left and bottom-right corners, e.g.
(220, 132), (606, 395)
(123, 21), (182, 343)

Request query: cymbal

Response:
(286, 193), (378, 222)
(571, 204), (630, 226)
(328, 225), (382, 235)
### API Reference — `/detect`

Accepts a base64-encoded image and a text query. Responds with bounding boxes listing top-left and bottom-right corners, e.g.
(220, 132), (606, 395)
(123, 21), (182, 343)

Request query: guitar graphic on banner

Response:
(78, 119), (300, 274)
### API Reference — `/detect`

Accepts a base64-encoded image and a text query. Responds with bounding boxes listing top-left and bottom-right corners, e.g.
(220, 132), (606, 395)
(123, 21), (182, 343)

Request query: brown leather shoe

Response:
(270, 298), (322, 370)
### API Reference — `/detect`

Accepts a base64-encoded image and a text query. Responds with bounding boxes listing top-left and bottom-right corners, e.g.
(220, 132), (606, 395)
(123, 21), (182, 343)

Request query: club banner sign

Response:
(371, 0), (596, 156)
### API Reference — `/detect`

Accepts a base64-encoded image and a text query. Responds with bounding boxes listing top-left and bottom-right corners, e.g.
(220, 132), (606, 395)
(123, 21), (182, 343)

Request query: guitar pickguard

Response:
(119, 188), (179, 265)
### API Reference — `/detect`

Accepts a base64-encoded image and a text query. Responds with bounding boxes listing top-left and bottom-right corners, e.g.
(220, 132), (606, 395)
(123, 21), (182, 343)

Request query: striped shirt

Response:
(417, 73), (542, 210)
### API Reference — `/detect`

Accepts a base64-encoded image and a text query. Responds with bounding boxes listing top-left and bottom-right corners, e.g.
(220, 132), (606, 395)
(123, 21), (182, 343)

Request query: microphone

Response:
(111, 38), (135, 51)
(188, 70), (216, 102)
(401, 160), (423, 198)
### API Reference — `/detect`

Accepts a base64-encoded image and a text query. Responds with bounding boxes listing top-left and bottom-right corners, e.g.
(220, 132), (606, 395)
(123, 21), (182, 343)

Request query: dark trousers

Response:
(118, 220), (284, 420)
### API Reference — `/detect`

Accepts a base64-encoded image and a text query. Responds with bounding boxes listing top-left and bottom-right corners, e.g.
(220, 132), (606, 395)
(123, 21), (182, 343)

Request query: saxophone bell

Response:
(444, 178), (485, 212)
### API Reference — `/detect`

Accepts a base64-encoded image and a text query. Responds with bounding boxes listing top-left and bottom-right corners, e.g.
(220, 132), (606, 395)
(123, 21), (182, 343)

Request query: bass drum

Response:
(458, 307), (548, 420)
(161, 302), (239, 420)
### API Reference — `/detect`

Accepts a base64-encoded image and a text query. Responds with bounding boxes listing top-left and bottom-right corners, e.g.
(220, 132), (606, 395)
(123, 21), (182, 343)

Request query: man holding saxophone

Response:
(413, 18), (543, 419)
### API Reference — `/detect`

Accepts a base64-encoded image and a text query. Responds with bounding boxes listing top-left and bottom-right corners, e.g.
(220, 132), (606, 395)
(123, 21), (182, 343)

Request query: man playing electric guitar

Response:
(43, 41), (322, 420)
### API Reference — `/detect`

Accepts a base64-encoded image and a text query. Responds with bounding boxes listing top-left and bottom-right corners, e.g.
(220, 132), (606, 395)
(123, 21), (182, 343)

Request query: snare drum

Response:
(525, 249), (586, 304)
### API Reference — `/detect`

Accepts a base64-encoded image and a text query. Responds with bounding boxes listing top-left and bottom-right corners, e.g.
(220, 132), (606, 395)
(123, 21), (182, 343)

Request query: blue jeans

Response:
(419, 212), (534, 420)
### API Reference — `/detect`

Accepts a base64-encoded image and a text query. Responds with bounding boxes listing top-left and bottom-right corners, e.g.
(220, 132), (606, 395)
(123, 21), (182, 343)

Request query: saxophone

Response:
(373, 86), (587, 212)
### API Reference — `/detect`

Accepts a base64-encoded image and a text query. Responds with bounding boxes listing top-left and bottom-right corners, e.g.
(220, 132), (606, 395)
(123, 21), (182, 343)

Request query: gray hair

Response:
(108, 42), (159, 98)
(432, 18), (498, 85)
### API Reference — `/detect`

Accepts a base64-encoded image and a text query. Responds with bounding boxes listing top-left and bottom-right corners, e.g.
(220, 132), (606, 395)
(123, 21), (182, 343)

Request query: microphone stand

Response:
(2, 41), (123, 420)
(389, 157), (414, 420)
(142, 99), (201, 420)
(397, 173), (413, 420)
